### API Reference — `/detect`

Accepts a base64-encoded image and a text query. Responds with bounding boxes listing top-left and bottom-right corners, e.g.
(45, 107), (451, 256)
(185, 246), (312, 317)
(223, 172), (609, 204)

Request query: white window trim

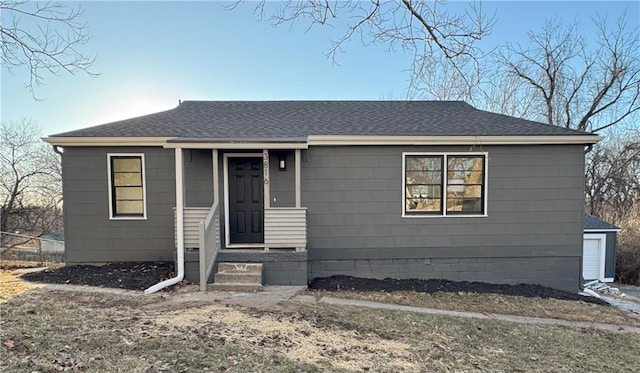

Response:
(107, 153), (147, 220)
(402, 152), (488, 218)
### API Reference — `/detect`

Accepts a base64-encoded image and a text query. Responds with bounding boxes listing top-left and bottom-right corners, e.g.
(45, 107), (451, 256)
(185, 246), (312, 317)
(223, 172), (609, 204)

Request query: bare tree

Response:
(498, 14), (640, 132)
(585, 131), (640, 223)
(0, 119), (62, 246)
(407, 52), (540, 120)
(234, 0), (495, 95)
(407, 53), (478, 101)
(0, 0), (96, 96)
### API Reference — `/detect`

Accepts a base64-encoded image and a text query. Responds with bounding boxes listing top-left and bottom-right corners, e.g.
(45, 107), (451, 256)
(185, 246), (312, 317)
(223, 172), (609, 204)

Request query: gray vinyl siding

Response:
(302, 145), (585, 291)
(62, 146), (176, 262)
(269, 150), (296, 207)
(184, 149), (214, 207)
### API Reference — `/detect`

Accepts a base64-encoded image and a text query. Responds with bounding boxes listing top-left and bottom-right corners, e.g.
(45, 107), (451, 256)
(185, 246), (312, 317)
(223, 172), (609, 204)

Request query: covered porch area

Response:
(169, 142), (309, 290)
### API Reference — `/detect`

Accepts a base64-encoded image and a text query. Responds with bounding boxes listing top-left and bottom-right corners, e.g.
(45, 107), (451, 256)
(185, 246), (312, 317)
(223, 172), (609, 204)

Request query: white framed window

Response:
(402, 152), (487, 217)
(107, 153), (147, 220)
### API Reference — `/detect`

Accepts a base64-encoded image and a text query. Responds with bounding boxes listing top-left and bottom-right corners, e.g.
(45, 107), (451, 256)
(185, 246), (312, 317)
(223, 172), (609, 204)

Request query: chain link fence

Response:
(0, 231), (65, 265)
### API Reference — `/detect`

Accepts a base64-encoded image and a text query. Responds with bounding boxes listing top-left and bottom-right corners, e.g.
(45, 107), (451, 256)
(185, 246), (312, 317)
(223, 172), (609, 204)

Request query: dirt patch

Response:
(155, 304), (416, 371)
(3, 288), (640, 372)
(21, 262), (175, 291)
(0, 270), (42, 303)
(309, 275), (609, 305)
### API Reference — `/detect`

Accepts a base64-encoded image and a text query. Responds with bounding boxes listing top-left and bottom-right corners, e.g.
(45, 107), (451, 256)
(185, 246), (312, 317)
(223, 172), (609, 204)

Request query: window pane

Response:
(114, 173), (142, 186)
(110, 155), (145, 217)
(447, 198), (482, 213)
(113, 158), (141, 172)
(447, 185), (481, 198)
(115, 187), (143, 200)
(406, 157), (441, 171)
(448, 157), (483, 182)
(446, 156), (484, 214)
(406, 170), (441, 184)
(116, 200), (144, 214)
(407, 185), (441, 199)
(405, 156), (443, 214)
(406, 198), (441, 212)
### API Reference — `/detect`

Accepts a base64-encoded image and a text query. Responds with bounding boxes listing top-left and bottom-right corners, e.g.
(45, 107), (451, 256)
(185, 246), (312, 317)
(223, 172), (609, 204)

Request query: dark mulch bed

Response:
(20, 263), (608, 306)
(309, 275), (609, 306)
(21, 262), (175, 291)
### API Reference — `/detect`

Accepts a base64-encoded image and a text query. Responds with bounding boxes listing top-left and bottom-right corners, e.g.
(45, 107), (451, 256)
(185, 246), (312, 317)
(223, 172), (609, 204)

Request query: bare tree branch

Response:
(0, 0), (97, 98)
(498, 14), (640, 132)
(233, 0), (495, 93)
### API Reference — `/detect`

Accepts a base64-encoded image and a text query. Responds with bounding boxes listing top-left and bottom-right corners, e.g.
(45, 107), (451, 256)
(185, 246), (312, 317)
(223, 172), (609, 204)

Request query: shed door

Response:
(582, 237), (603, 280)
(228, 157), (264, 244)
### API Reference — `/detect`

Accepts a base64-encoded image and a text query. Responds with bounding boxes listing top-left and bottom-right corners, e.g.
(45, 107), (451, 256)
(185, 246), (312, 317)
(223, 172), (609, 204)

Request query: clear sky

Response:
(1, 1), (638, 136)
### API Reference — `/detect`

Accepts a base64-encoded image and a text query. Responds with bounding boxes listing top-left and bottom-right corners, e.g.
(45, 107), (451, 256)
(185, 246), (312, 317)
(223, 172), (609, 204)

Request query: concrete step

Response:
(217, 262), (263, 274)
(208, 283), (263, 292)
(214, 272), (262, 284)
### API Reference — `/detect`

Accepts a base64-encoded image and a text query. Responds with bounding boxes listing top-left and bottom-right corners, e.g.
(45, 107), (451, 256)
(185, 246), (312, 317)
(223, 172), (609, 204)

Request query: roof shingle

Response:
(584, 214), (619, 230)
(51, 101), (594, 139)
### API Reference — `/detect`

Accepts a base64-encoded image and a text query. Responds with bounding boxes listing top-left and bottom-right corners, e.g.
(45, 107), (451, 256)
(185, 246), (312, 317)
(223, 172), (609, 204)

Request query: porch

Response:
(171, 146), (309, 290)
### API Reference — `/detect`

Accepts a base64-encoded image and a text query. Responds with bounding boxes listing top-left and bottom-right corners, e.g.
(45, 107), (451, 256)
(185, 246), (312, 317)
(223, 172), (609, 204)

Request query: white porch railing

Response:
(198, 203), (220, 291)
(175, 207), (209, 248)
(264, 207), (307, 251)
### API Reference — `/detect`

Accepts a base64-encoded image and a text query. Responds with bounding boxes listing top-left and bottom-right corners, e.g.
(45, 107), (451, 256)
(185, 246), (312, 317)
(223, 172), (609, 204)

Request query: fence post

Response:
(38, 239), (43, 265)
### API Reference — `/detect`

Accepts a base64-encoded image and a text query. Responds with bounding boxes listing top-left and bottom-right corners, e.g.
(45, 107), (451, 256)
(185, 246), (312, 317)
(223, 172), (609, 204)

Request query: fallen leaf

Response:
(3, 340), (15, 349)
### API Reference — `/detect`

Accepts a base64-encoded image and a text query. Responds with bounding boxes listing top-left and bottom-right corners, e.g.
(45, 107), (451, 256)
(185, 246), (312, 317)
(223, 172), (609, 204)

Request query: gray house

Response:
(44, 101), (601, 292)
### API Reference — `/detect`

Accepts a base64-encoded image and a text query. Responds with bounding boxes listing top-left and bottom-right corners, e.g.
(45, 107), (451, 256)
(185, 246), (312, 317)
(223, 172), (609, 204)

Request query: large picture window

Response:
(403, 153), (486, 216)
(108, 154), (146, 219)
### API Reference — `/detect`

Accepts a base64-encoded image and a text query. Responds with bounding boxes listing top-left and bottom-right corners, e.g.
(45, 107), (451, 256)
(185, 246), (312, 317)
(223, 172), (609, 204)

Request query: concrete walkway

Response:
(294, 295), (640, 334)
(616, 284), (640, 299)
(601, 295), (640, 320)
(35, 282), (640, 334)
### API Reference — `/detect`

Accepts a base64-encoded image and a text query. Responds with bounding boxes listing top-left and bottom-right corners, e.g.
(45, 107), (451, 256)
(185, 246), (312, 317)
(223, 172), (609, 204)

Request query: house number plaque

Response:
(263, 150), (269, 185)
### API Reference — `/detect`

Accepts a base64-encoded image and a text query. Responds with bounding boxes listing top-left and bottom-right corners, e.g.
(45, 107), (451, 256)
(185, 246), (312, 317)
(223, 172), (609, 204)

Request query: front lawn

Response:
(1, 288), (639, 372)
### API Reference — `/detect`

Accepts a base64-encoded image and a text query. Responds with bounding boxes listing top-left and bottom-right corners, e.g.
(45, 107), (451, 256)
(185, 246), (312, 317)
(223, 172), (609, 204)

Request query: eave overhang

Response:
(42, 137), (171, 147)
(42, 134), (602, 147)
(306, 135), (603, 146)
(163, 137), (309, 149)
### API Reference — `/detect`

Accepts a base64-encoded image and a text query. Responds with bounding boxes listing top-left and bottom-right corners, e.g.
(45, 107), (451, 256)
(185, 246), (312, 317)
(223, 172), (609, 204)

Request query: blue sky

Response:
(1, 1), (638, 135)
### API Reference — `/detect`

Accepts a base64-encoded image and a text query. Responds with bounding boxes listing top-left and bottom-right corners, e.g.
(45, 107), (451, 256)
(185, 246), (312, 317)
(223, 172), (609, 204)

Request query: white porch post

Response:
(175, 148), (185, 276)
(263, 150), (270, 251)
(212, 149), (219, 205)
(295, 149), (301, 208)
(263, 149), (270, 208)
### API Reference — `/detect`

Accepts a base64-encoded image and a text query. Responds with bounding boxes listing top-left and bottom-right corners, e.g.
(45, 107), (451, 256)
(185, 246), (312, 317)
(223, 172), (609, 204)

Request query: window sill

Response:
(401, 213), (488, 218)
(109, 216), (147, 221)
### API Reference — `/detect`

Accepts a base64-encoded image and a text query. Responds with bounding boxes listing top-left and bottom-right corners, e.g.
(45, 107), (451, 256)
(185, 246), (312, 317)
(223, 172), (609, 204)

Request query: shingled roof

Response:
(584, 214), (620, 231)
(51, 101), (595, 139)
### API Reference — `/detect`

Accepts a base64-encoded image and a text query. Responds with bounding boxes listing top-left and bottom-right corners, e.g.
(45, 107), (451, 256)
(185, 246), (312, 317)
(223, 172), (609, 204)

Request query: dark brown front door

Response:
(228, 157), (264, 244)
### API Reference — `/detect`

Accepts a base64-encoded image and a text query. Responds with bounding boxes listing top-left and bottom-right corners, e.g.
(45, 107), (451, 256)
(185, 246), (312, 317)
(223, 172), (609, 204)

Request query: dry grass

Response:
(310, 290), (640, 327)
(0, 269), (42, 304)
(291, 302), (640, 372)
(0, 260), (63, 270)
(1, 287), (640, 372)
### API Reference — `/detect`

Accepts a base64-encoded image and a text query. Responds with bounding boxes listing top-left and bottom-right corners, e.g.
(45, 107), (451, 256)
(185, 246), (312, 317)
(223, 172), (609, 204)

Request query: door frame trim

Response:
(223, 153), (265, 248)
